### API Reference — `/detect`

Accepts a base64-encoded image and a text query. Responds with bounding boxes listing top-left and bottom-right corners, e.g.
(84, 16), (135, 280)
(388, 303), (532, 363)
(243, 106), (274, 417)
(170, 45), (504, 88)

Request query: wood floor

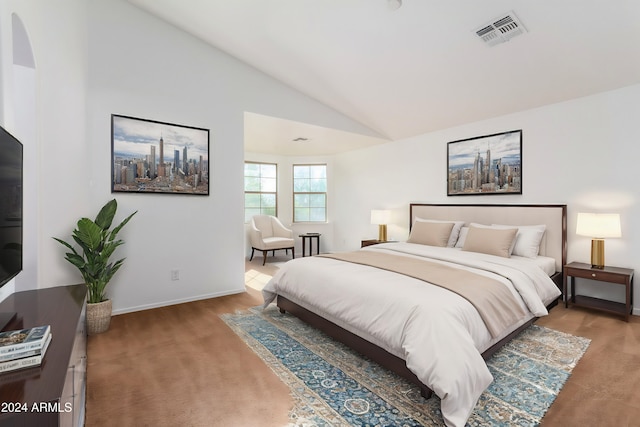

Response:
(86, 258), (640, 426)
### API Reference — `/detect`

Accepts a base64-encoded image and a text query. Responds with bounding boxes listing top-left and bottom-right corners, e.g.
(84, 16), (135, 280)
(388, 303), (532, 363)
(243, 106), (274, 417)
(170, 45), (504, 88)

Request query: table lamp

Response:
(370, 210), (391, 242)
(576, 213), (621, 269)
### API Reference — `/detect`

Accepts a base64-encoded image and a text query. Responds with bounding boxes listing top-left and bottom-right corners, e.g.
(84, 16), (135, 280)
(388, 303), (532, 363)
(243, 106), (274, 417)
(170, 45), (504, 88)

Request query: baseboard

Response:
(112, 288), (245, 315)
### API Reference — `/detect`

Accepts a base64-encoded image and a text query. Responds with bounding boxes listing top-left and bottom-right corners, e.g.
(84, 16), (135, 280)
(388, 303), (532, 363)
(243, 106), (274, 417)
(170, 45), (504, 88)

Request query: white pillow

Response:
(491, 224), (546, 258)
(415, 218), (465, 248)
(455, 226), (469, 248)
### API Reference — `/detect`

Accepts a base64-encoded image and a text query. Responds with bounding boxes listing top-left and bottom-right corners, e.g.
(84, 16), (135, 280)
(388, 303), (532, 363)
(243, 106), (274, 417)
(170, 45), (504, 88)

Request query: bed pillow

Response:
(469, 223), (518, 255)
(414, 218), (465, 247)
(454, 226), (469, 248)
(462, 225), (518, 258)
(407, 221), (455, 247)
(491, 224), (547, 258)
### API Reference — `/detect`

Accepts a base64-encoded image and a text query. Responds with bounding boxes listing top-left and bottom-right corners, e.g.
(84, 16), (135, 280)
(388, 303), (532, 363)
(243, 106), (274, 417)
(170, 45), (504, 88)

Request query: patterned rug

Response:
(221, 306), (590, 427)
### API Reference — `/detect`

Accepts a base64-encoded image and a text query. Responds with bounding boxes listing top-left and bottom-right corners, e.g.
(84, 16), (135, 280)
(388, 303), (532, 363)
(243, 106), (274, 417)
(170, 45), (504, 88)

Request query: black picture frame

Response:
(447, 129), (522, 196)
(111, 114), (209, 195)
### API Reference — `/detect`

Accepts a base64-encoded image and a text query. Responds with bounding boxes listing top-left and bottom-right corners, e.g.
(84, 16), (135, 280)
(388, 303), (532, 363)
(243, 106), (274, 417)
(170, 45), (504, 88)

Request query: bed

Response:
(262, 203), (566, 427)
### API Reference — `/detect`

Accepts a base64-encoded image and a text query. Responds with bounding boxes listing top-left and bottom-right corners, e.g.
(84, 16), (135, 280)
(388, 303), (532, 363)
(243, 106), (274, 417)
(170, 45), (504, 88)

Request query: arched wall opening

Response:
(10, 13), (37, 290)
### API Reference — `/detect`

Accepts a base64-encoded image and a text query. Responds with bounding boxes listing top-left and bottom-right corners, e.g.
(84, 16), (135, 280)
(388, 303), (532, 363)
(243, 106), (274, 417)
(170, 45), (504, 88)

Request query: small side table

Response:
(563, 262), (634, 321)
(299, 233), (321, 256)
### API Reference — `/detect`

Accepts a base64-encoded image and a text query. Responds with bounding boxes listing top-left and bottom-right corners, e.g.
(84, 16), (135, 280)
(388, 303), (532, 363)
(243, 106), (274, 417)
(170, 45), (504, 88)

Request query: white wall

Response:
(83, 0), (381, 313)
(0, 0), (90, 298)
(2, 0), (638, 316)
(332, 83), (640, 313)
(0, 0), (381, 314)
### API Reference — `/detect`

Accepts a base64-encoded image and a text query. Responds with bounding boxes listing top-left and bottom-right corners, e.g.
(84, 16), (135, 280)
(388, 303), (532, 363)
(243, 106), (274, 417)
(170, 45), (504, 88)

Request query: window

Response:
(244, 162), (277, 222)
(293, 164), (327, 222)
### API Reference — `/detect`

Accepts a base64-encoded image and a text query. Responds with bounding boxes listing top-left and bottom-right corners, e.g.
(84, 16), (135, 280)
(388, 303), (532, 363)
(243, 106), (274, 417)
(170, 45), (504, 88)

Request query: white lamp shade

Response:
(371, 209), (391, 225)
(576, 213), (621, 238)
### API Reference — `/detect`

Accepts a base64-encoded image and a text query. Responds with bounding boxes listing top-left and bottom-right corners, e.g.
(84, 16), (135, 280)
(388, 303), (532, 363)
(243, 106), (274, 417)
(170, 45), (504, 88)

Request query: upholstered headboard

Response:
(409, 204), (567, 273)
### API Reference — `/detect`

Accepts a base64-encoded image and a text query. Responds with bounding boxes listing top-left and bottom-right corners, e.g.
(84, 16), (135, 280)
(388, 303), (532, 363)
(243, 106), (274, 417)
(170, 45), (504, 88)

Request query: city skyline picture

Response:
(447, 130), (522, 196)
(111, 114), (209, 195)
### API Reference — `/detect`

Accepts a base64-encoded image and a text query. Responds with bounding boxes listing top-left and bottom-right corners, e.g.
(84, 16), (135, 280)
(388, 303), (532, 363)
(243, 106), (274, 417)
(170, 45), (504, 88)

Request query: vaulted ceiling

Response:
(127, 0), (640, 155)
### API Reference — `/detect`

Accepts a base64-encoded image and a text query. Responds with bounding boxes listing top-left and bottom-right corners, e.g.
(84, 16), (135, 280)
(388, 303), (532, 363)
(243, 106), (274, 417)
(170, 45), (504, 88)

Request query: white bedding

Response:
(513, 253), (556, 276)
(262, 242), (561, 427)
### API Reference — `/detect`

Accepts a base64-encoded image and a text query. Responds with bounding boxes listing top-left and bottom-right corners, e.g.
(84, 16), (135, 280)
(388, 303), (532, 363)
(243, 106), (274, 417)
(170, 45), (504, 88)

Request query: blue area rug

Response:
(221, 306), (590, 426)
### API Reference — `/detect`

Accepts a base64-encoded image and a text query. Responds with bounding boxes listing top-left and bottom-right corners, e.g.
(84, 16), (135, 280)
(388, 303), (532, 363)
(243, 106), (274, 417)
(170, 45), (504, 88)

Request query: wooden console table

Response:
(0, 284), (87, 427)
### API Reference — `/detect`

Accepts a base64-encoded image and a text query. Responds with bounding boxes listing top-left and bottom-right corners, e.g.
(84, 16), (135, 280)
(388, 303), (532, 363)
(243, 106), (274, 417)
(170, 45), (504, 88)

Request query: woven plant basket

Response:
(86, 299), (112, 335)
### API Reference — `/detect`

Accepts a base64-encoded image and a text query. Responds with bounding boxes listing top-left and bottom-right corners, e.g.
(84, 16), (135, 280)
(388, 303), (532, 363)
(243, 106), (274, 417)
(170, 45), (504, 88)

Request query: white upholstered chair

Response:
(249, 215), (295, 265)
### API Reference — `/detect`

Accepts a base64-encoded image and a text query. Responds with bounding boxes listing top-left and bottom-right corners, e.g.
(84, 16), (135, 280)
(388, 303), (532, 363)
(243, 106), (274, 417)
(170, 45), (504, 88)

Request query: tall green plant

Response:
(53, 199), (137, 304)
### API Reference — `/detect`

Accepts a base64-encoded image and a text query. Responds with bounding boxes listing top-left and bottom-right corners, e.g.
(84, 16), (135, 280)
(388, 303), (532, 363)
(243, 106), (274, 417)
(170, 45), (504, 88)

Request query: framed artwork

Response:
(111, 114), (209, 195)
(447, 129), (522, 196)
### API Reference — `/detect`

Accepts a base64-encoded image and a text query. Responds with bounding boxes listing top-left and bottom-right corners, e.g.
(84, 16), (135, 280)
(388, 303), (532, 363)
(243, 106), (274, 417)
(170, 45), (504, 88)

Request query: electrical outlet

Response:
(171, 269), (180, 281)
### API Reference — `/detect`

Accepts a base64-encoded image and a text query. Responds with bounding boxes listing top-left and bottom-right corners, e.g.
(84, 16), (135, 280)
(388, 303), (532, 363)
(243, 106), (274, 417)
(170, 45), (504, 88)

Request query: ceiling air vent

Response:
(475, 12), (527, 46)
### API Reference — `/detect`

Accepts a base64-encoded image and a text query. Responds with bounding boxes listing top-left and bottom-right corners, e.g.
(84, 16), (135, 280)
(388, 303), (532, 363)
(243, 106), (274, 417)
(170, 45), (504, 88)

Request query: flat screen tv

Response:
(0, 125), (23, 288)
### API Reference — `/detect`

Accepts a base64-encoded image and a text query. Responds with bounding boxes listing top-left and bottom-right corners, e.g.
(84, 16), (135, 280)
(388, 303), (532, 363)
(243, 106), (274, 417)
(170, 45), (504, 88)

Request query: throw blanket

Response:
(319, 251), (526, 338)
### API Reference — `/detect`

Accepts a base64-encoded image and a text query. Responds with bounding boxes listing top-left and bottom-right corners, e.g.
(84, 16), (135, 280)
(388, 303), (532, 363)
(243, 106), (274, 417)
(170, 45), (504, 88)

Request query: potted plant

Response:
(53, 199), (137, 335)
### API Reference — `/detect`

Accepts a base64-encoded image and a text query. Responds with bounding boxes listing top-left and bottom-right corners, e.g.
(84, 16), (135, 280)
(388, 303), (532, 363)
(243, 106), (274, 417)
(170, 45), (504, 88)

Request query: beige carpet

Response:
(84, 257), (640, 427)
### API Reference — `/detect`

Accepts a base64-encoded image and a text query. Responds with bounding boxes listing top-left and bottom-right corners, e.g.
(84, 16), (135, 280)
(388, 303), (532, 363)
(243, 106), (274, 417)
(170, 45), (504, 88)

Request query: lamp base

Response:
(591, 238), (605, 269)
(378, 224), (387, 242)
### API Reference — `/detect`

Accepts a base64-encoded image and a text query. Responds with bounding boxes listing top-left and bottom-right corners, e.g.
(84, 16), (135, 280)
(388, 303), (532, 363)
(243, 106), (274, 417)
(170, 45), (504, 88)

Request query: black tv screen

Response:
(0, 126), (23, 287)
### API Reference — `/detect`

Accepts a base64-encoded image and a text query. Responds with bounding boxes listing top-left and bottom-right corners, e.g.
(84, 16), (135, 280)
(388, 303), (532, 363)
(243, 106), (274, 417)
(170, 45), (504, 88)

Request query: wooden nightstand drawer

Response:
(564, 267), (628, 284)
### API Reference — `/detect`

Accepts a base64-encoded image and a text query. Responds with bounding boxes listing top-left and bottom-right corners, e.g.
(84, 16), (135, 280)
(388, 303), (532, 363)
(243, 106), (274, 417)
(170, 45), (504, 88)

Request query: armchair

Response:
(249, 215), (295, 265)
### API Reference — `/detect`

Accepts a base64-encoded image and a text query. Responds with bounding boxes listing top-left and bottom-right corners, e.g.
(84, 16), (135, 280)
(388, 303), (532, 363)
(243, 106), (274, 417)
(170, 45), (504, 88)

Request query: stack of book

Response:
(0, 325), (52, 373)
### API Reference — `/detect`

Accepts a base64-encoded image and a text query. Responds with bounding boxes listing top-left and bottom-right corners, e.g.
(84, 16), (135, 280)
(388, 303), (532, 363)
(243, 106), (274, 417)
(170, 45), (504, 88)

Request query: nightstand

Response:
(361, 239), (396, 248)
(563, 262), (634, 321)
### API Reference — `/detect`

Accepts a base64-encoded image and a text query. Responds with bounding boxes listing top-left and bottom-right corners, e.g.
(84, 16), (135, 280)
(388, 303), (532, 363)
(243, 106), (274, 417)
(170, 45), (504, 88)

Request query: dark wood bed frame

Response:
(277, 203), (567, 399)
